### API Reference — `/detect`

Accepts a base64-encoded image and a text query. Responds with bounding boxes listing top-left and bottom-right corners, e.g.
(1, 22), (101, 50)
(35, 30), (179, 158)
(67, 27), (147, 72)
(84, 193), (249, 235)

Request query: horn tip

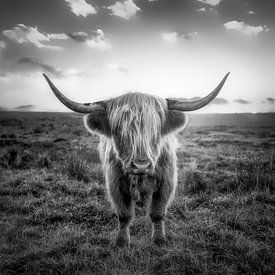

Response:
(43, 73), (49, 80)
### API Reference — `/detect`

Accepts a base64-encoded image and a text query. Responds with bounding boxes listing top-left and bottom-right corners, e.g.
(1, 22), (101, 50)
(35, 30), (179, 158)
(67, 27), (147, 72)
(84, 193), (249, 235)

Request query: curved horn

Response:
(166, 72), (230, 111)
(43, 74), (105, 113)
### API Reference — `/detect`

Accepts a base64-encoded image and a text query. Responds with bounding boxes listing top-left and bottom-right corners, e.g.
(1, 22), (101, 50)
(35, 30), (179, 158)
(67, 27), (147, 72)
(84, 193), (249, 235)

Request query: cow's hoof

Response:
(115, 235), (129, 247)
(152, 235), (166, 246)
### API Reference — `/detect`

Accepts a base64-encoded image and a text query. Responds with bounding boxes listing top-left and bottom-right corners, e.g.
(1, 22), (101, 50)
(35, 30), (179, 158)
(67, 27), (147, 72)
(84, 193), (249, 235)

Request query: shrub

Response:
(33, 126), (44, 134)
(0, 147), (22, 168)
(72, 129), (84, 136)
(37, 152), (52, 168)
(61, 150), (90, 182)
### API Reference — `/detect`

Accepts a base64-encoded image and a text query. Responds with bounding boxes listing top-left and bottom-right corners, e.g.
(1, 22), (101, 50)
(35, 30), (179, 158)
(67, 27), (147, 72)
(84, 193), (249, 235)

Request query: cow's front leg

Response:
(116, 206), (133, 247)
(150, 185), (174, 245)
(110, 184), (134, 247)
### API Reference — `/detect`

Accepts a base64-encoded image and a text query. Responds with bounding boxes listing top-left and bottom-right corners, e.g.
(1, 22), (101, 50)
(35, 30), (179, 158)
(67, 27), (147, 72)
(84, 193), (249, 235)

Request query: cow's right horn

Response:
(43, 74), (106, 113)
(166, 72), (230, 112)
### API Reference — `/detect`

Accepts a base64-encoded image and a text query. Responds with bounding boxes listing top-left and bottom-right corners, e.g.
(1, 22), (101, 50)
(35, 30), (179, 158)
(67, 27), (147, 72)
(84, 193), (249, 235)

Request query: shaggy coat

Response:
(84, 92), (187, 246)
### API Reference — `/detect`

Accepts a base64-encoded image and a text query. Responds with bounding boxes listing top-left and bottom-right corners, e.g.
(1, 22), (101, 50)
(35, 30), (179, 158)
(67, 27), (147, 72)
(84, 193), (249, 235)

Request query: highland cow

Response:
(44, 72), (229, 246)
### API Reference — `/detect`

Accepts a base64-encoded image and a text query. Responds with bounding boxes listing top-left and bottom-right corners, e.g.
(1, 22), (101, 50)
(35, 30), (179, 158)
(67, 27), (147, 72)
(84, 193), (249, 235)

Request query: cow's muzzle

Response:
(127, 159), (153, 175)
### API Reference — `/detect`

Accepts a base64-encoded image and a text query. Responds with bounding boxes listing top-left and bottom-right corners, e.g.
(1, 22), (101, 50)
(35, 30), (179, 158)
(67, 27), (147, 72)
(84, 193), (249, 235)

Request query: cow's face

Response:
(109, 96), (163, 174)
(84, 93), (187, 175)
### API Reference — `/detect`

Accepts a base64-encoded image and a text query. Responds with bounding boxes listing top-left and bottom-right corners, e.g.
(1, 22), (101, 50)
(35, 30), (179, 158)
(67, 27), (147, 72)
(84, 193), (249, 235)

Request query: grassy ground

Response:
(0, 112), (274, 274)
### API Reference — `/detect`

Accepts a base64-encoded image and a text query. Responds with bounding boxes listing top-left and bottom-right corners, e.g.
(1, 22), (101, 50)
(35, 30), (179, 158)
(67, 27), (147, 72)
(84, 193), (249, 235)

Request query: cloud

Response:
(18, 57), (83, 78)
(234, 99), (251, 104)
(0, 72), (7, 77)
(86, 29), (112, 50)
(162, 31), (198, 43)
(180, 31), (198, 40)
(162, 32), (178, 43)
(47, 33), (68, 40)
(107, 63), (129, 73)
(263, 25), (270, 32)
(197, 6), (217, 14)
(0, 72), (9, 80)
(224, 21), (268, 36)
(67, 29), (112, 50)
(108, 0), (140, 19)
(266, 97), (275, 104)
(211, 98), (229, 105)
(67, 31), (89, 42)
(0, 72), (27, 83)
(0, 41), (6, 55)
(198, 7), (207, 12)
(0, 41), (6, 50)
(197, 0), (222, 6)
(3, 24), (67, 49)
(18, 57), (64, 77)
(65, 0), (97, 17)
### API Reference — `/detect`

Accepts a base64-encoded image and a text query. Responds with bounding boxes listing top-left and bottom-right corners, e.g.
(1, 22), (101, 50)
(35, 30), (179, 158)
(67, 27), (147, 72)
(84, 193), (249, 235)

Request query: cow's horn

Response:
(43, 74), (106, 113)
(166, 72), (230, 111)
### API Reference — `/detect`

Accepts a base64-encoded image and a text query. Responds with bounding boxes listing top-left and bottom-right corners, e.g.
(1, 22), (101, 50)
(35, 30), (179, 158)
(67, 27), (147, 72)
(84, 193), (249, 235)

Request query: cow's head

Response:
(43, 73), (229, 175)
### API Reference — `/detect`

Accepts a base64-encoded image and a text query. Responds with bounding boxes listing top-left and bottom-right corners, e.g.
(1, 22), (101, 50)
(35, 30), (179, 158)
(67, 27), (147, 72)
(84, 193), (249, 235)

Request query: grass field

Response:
(0, 112), (274, 274)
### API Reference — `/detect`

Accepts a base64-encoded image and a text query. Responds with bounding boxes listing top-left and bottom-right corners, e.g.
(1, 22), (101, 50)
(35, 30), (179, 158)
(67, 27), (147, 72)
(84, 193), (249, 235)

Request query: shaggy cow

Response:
(43, 72), (229, 246)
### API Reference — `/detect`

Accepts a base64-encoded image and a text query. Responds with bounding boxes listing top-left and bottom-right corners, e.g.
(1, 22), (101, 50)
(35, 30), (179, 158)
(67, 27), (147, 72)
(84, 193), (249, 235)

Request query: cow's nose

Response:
(132, 160), (151, 171)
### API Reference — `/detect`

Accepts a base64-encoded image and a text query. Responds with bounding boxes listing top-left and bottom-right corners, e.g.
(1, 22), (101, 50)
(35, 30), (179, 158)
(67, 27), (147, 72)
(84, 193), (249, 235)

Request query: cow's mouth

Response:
(126, 169), (154, 176)
(129, 170), (151, 176)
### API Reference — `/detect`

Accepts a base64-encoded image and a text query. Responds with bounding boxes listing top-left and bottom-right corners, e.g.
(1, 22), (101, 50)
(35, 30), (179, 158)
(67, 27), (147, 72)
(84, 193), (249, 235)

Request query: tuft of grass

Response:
(72, 128), (85, 136)
(33, 126), (44, 134)
(37, 152), (52, 169)
(0, 147), (37, 169)
(0, 147), (22, 168)
(61, 150), (90, 182)
(234, 152), (274, 193)
(183, 170), (208, 195)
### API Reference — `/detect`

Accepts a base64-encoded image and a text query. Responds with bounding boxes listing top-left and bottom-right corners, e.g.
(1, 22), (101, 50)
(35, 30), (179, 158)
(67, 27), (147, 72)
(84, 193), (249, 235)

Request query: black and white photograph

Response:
(0, 0), (274, 274)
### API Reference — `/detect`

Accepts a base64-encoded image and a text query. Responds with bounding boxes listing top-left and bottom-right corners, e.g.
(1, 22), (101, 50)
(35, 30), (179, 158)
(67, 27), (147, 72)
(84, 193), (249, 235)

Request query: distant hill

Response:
(0, 106), (8, 111)
(14, 105), (51, 112)
(15, 105), (36, 111)
(188, 113), (275, 127)
(168, 97), (228, 105)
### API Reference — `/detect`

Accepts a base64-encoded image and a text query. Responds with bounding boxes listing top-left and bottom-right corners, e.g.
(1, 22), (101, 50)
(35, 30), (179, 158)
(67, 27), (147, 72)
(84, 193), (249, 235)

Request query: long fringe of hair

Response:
(107, 93), (167, 162)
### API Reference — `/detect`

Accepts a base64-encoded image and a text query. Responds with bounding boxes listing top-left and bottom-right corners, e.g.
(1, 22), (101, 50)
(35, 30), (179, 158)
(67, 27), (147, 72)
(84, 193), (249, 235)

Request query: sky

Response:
(0, 0), (275, 113)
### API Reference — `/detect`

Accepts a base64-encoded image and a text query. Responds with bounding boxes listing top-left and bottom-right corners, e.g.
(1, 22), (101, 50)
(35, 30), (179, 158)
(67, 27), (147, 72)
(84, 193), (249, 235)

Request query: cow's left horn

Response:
(166, 72), (230, 111)
(43, 74), (106, 113)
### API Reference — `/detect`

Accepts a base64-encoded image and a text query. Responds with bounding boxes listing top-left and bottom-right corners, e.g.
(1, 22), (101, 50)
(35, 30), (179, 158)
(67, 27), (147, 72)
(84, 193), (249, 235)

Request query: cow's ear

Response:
(162, 110), (188, 136)
(83, 110), (111, 137)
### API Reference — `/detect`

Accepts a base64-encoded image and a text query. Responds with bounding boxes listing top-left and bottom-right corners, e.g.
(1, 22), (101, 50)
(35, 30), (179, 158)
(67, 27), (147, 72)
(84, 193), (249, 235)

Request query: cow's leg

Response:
(116, 201), (133, 247)
(150, 182), (175, 245)
(109, 181), (134, 247)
